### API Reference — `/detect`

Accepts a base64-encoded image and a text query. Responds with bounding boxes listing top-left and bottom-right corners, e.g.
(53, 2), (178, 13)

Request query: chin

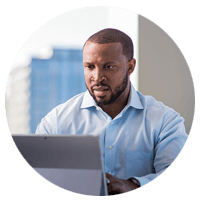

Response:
(96, 94), (121, 107)
(94, 96), (111, 106)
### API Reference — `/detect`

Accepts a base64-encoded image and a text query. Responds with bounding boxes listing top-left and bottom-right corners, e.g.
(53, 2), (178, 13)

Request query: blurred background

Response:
(5, 7), (194, 134)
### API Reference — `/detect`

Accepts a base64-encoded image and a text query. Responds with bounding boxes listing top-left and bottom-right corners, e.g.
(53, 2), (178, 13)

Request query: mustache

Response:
(91, 83), (110, 90)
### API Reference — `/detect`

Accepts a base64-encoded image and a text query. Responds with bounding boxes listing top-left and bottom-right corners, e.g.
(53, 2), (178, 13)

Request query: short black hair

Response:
(84, 28), (134, 61)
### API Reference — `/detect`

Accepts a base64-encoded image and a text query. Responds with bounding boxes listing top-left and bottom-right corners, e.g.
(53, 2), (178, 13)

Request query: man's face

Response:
(83, 41), (133, 106)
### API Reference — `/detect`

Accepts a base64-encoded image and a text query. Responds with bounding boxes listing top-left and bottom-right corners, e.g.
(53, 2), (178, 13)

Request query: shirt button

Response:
(96, 107), (100, 111)
(110, 121), (113, 125)
(108, 145), (112, 150)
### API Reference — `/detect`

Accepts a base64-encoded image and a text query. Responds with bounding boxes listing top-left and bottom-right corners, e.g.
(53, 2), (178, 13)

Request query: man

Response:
(36, 28), (188, 195)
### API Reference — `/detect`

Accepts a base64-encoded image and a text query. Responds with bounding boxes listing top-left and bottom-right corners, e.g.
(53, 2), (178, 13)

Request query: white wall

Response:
(138, 15), (194, 134)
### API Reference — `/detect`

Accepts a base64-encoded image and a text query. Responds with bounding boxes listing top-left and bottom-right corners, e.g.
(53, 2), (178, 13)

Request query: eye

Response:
(85, 65), (95, 70)
(106, 65), (114, 69)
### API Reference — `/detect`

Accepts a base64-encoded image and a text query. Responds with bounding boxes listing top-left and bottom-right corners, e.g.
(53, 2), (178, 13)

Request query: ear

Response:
(128, 58), (136, 76)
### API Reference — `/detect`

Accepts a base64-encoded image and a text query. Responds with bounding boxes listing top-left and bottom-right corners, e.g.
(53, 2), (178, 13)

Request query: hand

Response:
(105, 173), (140, 195)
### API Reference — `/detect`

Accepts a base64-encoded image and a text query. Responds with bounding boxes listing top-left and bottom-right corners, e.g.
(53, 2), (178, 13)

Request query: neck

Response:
(100, 82), (131, 119)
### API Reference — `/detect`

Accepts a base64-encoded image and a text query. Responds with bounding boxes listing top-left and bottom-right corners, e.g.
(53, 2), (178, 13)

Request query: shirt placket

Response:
(104, 119), (117, 175)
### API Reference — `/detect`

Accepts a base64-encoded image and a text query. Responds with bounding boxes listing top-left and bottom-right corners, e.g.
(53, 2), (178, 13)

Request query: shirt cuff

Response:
(132, 176), (151, 187)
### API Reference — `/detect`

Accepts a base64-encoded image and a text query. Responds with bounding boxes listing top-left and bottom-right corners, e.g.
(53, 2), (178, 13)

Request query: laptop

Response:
(12, 134), (108, 196)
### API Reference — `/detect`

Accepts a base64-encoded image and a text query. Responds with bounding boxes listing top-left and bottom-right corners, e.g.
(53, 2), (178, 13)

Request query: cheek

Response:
(84, 72), (91, 85)
(110, 72), (125, 84)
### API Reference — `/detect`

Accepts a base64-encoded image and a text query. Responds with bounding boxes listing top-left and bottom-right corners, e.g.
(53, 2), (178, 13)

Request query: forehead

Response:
(83, 41), (125, 63)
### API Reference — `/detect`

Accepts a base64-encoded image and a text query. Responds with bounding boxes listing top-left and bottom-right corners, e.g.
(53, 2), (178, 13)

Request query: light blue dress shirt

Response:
(35, 84), (188, 186)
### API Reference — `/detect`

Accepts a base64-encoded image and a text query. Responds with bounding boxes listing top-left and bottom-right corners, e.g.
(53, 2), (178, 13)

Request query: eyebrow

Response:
(83, 61), (116, 65)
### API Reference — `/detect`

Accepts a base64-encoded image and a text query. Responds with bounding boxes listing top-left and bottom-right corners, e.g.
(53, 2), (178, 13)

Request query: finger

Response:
(105, 173), (109, 178)
(105, 173), (114, 179)
(105, 174), (118, 185)
(106, 178), (110, 184)
(105, 173), (119, 183)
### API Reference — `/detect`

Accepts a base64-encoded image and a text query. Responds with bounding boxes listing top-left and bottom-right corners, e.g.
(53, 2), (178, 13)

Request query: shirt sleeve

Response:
(35, 108), (57, 134)
(133, 111), (188, 186)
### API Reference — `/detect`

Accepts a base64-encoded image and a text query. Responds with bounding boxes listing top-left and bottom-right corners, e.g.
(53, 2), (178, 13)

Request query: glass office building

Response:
(29, 48), (86, 133)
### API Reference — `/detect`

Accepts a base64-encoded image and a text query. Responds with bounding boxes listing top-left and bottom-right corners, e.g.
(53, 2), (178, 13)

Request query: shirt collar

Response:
(81, 90), (97, 108)
(127, 84), (144, 109)
(80, 84), (144, 110)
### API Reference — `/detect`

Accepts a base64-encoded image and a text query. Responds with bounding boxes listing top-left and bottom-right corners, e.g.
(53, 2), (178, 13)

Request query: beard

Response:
(86, 72), (129, 107)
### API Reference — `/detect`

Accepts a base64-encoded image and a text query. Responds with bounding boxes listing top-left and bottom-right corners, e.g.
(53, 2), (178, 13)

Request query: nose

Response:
(92, 67), (106, 83)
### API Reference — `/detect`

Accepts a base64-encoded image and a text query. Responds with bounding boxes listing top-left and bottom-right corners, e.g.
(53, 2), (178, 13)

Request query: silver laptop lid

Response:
(12, 134), (108, 196)
(12, 135), (102, 169)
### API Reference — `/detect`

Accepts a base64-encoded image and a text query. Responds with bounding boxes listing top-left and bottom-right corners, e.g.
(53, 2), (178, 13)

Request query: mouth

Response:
(92, 86), (110, 97)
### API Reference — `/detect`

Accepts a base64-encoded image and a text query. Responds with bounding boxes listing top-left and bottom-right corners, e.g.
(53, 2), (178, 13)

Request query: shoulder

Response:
(135, 92), (187, 145)
(45, 92), (85, 120)
(137, 91), (187, 135)
(137, 91), (185, 130)
(137, 91), (176, 115)
(35, 92), (86, 134)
